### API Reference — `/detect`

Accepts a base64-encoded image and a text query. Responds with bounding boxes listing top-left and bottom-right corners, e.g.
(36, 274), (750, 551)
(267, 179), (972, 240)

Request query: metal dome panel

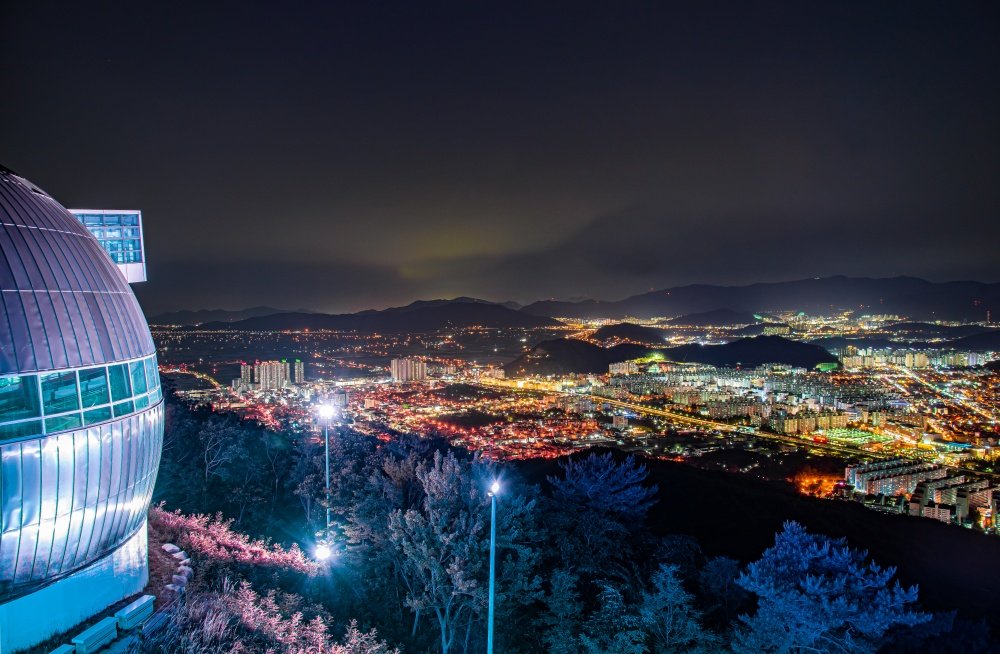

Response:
(0, 167), (155, 375)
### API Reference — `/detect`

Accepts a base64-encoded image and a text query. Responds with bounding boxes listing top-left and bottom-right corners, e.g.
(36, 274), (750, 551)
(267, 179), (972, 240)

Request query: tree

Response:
(698, 556), (747, 626)
(198, 419), (240, 482)
(546, 453), (658, 579)
(653, 535), (703, 580)
(733, 521), (930, 654)
(290, 434), (325, 529)
(549, 453), (658, 520)
(385, 450), (541, 654)
(223, 436), (269, 526)
(579, 582), (647, 654)
(387, 451), (489, 654)
(639, 564), (716, 653)
(538, 568), (583, 654)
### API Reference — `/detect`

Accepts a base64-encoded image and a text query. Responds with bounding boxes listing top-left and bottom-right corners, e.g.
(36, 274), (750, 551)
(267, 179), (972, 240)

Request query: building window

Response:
(45, 413), (82, 433)
(0, 355), (160, 440)
(83, 406), (113, 425)
(129, 360), (148, 396)
(108, 364), (132, 402)
(0, 375), (41, 422)
(79, 367), (110, 408)
(41, 371), (80, 414)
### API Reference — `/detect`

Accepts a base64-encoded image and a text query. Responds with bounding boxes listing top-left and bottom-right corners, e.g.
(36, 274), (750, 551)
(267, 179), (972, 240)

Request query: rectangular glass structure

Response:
(67, 209), (147, 283)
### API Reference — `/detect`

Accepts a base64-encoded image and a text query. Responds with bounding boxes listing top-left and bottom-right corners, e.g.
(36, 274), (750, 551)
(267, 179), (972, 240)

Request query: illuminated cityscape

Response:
(4, 2), (1000, 652)
(157, 312), (1000, 533)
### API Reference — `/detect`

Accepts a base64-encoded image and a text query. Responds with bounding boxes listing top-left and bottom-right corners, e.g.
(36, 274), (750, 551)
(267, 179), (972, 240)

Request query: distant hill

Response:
(150, 306), (302, 325)
(504, 335), (837, 376)
(666, 308), (759, 327)
(882, 322), (996, 340)
(733, 322), (789, 336)
(946, 330), (1000, 351)
(662, 336), (837, 368)
(504, 339), (652, 376)
(520, 276), (1000, 321)
(812, 328), (1000, 353)
(198, 298), (561, 333)
(808, 337), (909, 352)
(592, 322), (669, 344)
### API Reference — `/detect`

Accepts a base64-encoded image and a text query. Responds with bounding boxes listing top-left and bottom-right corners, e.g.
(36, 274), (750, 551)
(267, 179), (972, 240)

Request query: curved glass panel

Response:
(0, 402), (163, 599)
(0, 355), (161, 442)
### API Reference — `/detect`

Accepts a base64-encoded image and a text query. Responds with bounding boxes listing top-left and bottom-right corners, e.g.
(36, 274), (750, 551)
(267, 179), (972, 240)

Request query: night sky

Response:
(2, 2), (998, 315)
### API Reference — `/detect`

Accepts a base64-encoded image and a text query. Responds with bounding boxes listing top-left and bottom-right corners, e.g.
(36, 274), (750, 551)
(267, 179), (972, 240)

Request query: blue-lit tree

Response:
(733, 521), (929, 654)
(639, 564), (717, 653)
(546, 452), (658, 579)
(697, 555), (747, 627)
(386, 451), (541, 654)
(549, 452), (658, 519)
(579, 582), (647, 654)
(538, 569), (583, 654)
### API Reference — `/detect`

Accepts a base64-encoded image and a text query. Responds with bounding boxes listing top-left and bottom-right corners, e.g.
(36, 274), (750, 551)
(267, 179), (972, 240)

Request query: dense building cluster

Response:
(845, 458), (1000, 528)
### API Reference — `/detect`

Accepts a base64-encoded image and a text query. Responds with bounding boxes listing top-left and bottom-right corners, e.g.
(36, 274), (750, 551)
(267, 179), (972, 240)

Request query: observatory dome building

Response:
(0, 166), (163, 651)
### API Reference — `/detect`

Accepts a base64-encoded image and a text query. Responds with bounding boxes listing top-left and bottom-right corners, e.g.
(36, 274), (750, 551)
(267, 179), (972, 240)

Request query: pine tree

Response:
(579, 582), (648, 654)
(639, 564), (717, 653)
(733, 521), (929, 654)
(538, 569), (583, 654)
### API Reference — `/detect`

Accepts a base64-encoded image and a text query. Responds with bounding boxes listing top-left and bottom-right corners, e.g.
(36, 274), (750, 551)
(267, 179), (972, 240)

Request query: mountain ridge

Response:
(196, 297), (560, 333)
(520, 276), (1000, 321)
(150, 306), (309, 325)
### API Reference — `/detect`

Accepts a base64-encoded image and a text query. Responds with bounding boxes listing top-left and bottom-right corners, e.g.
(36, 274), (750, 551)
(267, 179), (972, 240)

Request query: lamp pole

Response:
(487, 481), (500, 654)
(317, 404), (335, 537)
(324, 417), (330, 533)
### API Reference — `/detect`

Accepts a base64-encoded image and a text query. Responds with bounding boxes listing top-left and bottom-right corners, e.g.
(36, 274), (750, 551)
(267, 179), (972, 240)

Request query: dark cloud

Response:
(2, 1), (998, 312)
(135, 260), (420, 316)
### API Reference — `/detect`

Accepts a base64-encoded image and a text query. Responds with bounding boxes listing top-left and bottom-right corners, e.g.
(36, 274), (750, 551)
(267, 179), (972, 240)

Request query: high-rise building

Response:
(391, 358), (427, 382)
(241, 362), (254, 386)
(68, 209), (146, 283)
(293, 359), (305, 384)
(0, 167), (163, 651)
(255, 360), (291, 390)
(609, 361), (640, 376)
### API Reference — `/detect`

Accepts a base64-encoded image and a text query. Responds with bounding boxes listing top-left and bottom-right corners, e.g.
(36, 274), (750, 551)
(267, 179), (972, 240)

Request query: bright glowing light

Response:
(315, 543), (333, 561)
(317, 404), (335, 420)
(490, 481), (501, 495)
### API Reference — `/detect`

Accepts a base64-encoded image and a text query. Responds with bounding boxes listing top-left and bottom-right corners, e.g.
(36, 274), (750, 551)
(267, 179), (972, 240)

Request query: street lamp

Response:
(487, 480), (500, 654)
(317, 404), (335, 535)
(314, 542), (332, 562)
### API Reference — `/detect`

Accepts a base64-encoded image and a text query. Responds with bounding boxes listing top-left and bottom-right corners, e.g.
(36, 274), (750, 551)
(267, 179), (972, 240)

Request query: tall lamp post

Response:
(487, 480), (500, 654)
(316, 404), (335, 559)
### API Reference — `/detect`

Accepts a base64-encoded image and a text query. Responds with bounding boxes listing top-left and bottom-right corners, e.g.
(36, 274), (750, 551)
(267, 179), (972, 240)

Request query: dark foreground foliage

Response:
(150, 394), (998, 653)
